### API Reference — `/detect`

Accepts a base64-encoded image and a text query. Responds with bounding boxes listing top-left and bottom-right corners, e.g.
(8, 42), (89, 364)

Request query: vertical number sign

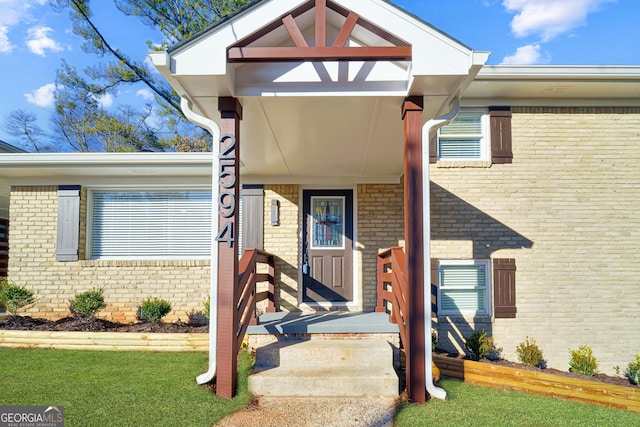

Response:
(216, 133), (237, 247)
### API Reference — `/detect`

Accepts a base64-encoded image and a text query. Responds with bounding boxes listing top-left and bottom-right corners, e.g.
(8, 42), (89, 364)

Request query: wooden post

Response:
(215, 97), (242, 398)
(402, 96), (427, 404)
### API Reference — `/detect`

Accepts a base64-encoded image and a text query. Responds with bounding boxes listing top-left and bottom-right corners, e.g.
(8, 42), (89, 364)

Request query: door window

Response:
(310, 197), (344, 249)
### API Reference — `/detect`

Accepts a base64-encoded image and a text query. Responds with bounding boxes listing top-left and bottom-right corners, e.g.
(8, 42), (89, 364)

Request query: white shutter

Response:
(90, 190), (211, 259)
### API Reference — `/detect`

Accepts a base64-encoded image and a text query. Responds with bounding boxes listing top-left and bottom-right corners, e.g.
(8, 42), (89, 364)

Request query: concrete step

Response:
(254, 338), (393, 369)
(249, 337), (399, 398)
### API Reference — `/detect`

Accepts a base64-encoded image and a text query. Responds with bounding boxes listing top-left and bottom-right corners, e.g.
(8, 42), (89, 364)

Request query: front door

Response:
(302, 190), (353, 303)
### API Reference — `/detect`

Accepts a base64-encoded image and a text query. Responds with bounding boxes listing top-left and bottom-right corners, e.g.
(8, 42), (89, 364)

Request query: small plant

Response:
(70, 288), (106, 317)
(204, 296), (210, 319)
(568, 345), (598, 376)
(464, 329), (496, 361)
(624, 354), (640, 385)
(431, 329), (438, 351)
(0, 282), (35, 316)
(516, 336), (545, 368)
(140, 297), (172, 323)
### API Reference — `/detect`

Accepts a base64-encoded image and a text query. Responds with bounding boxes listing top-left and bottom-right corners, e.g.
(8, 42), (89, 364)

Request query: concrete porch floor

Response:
(247, 311), (399, 335)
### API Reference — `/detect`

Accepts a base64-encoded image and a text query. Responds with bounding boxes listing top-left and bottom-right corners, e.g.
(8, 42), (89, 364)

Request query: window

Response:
(437, 260), (491, 315)
(310, 196), (345, 249)
(88, 190), (211, 259)
(437, 110), (488, 161)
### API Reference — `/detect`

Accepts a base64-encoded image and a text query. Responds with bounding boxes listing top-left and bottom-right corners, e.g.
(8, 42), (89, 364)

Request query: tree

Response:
(4, 110), (52, 152)
(53, 61), (167, 152)
(5, 0), (250, 152)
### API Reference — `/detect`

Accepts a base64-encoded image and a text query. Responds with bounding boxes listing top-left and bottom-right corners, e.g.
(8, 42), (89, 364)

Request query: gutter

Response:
(421, 98), (461, 401)
(180, 97), (222, 385)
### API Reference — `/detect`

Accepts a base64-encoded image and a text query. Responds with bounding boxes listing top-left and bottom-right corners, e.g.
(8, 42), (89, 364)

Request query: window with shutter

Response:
(437, 260), (490, 315)
(433, 107), (513, 164)
(88, 190), (212, 260)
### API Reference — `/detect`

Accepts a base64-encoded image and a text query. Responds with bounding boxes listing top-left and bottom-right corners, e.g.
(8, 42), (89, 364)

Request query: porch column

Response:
(402, 96), (427, 403)
(216, 97), (242, 398)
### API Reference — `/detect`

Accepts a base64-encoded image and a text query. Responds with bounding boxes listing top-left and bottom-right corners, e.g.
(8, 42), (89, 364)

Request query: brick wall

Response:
(358, 184), (405, 311)
(263, 185), (300, 310)
(430, 107), (640, 374)
(8, 186), (209, 323)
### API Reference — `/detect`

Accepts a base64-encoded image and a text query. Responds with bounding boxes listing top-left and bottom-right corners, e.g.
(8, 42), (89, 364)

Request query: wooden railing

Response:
(0, 218), (8, 280)
(376, 247), (409, 360)
(235, 248), (277, 354)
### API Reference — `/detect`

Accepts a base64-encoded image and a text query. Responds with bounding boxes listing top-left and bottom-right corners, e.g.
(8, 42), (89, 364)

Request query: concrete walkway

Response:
(215, 397), (397, 427)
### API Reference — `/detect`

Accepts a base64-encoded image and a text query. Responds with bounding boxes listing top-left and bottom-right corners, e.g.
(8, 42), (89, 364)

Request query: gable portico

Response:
(151, 0), (488, 402)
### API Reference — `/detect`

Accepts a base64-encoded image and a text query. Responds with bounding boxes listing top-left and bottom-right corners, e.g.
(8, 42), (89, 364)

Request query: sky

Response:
(0, 0), (638, 148)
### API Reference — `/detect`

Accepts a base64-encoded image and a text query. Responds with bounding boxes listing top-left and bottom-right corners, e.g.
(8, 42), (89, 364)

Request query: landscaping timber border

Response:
(433, 354), (640, 413)
(0, 330), (208, 352)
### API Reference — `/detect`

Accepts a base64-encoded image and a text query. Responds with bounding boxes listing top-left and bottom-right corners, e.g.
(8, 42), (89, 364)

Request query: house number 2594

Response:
(216, 133), (237, 247)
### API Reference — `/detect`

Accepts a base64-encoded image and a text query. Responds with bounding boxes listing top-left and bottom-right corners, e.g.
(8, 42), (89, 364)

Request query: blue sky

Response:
(0, 0), (638, 147)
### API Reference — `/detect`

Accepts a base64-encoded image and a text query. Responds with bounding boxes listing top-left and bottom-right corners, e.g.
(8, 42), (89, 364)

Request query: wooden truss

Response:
(228, 0), (412, 62)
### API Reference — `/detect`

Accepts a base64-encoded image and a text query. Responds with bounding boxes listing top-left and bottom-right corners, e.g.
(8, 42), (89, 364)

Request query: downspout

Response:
(180, 97), (222, 385)
(421, 98), (461, 400)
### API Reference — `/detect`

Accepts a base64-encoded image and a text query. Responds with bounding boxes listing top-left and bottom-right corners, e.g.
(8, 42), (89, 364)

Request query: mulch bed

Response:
(434, 349), (638, 389)
(0, 315), (209, 333)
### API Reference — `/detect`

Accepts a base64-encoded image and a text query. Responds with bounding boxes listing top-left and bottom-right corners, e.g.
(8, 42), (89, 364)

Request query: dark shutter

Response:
(56, 185), (81, 261)
(489, 107), (513, 164)
(241, 185), (264, 251)
(429, 133), (437, 164)
(0, 218), (8, 279)
(431, 258), (438, 318)
(493, 258), (517, 318)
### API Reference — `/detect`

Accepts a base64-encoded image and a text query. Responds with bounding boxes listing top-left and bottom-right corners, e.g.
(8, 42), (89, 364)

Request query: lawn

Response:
(396, 378), (640, 427)
(2, 348), (639, 427)
(0, 348), (251, 426)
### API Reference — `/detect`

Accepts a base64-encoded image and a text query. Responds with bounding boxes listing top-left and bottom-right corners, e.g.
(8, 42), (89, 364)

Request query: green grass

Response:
(396, 379), (640, 427)
(0, 348), (252, 427)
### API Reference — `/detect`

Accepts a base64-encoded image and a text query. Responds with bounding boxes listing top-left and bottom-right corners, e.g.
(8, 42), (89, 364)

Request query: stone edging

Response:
(433, 354), (640, 413)
(0, 330), (208, 352)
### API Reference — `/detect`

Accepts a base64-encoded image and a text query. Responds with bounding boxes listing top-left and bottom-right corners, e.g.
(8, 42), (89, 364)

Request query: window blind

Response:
(90, 190), (211, 259)
(438, 112), (484, 160)
(440, 263), (487, 313)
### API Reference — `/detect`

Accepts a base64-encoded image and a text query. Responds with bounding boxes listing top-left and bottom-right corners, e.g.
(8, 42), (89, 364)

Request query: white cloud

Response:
(24, 83), (56, 107)
(95, 93), (114, 109)
(26, 26), (62, 56)
(136, 88), (154, 101)
(503, 0), (615, 41)
(501, 44), (549, 64)
(0, 26), (13, 53)
(0, 0), (52, 53)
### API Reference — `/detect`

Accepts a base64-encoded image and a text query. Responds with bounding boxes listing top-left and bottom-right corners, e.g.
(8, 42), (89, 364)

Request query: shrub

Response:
(464, 329), (496, 361)
(624, 354), (640, 385)
(140, 298), (172, 322)
(0, 282), (35, 316)
(568, 345), (598, 376)
(204, 296), (210, 319)
(70, 288), (106, 317)
(516, 336), (545, 368)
